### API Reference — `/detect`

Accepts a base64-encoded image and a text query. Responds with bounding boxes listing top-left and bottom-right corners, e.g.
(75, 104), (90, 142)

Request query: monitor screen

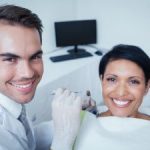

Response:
(54, 20), (97, 47)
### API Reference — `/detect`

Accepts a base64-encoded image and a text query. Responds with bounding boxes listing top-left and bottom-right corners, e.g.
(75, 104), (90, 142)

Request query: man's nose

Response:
(17, 61), (34, 78)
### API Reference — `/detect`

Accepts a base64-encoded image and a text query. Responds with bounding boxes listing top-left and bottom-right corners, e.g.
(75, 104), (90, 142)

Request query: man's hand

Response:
(51, 88), (82, 150)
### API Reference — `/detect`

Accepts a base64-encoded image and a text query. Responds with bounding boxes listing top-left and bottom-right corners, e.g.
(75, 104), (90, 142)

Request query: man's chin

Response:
(13, 95), (34, 104)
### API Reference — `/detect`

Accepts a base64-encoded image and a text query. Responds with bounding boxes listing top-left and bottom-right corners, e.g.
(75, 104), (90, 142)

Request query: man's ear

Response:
(145, 79), (150, 95)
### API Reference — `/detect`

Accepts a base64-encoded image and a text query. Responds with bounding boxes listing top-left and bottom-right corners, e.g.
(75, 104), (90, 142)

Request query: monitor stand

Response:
(67, 45), (86, 54)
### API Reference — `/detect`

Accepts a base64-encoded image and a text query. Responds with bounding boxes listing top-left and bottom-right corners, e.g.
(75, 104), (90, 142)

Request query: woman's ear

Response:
(145, 79), (150, 95)
(100, 75), (103, 81)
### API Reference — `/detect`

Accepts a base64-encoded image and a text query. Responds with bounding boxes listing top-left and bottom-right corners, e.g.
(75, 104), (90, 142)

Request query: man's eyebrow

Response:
(0, 53), (20, 58)
(30, 50), (43, 59)
(0, 50), (43, 59)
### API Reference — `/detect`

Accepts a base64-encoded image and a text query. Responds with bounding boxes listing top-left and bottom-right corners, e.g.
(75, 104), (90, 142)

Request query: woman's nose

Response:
(115, 82), (128, 97)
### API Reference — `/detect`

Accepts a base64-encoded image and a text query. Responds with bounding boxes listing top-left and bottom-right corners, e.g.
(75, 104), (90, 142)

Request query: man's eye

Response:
(3, 58), (16, 62)
(32, 55), (42, 61)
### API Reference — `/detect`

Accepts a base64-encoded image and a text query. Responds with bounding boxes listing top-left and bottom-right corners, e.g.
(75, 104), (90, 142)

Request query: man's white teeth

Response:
(11, 83), (32, 88)
(113, 99), (129, 106)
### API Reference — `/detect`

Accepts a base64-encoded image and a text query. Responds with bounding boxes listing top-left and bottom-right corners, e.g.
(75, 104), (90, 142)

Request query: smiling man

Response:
(0, 23), (43, 104)
(0, 4), (44, 150)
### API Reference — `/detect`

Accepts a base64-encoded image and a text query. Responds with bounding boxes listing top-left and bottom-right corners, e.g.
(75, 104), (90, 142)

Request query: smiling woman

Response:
(99, 44), (150, 119)
(100, 58), (148, 118)
(74, 44), (150, 150)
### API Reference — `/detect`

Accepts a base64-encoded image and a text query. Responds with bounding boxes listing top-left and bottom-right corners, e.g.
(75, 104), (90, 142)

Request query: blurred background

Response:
(0, 0), (150, 55)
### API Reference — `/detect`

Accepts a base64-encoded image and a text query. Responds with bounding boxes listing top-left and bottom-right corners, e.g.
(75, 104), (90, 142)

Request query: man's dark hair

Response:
(0, 5), (43, 43)
(99, 44), (150, 84)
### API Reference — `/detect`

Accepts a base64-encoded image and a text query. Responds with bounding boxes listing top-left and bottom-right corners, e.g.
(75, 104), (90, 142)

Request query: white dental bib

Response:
(74, 111), (150, 150)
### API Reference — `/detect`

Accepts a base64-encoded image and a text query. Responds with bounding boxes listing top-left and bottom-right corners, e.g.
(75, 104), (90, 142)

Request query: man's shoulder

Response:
(0, 105), (18, 127)
(0, 105), (5, 125)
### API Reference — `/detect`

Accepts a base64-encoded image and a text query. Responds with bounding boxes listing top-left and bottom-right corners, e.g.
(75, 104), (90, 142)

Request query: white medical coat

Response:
(0, 93), (53, 150)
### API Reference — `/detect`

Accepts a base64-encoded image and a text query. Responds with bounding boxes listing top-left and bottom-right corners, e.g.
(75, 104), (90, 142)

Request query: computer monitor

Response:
(54, 19), (97, 54)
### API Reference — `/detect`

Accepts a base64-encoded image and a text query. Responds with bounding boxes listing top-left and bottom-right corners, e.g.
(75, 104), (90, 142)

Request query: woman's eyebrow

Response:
(129, 76), (144, 80)
(104, 74), (117, 77)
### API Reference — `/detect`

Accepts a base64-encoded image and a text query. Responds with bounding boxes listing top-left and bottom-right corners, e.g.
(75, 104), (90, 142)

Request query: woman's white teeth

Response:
(12, 83), (32, 88)
(113, 99), (129, 106)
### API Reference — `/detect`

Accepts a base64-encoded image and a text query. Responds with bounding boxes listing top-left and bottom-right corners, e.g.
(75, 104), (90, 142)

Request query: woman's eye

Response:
(130, 80), (140, 85)
(106, 77), (116, 82)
